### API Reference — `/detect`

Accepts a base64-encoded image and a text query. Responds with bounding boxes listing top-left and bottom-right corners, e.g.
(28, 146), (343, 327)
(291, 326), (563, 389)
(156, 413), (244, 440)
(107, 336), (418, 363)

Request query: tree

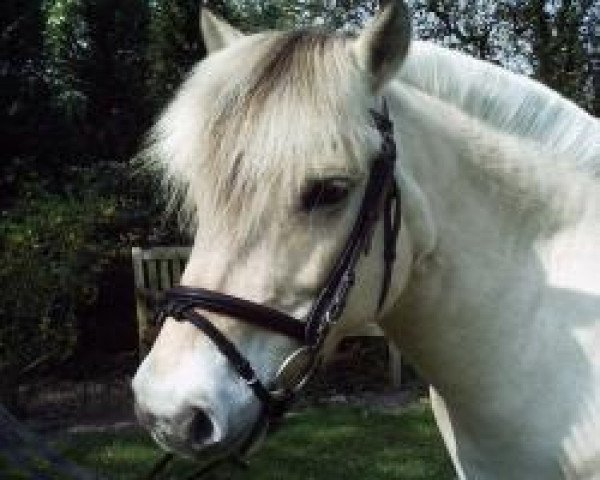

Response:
(500, 0), (593, 107)
(408, 0), (598, 114)
(410, 1), (501, 60)
(43, 0), (150, 163)
(0, 0), (49, 163)
(582, 1), (600, 114)
(278, 0), (378, 30)
(79, 0), (150, 160)
(146, 0), (204, 109)
(145, 0), (296, 108)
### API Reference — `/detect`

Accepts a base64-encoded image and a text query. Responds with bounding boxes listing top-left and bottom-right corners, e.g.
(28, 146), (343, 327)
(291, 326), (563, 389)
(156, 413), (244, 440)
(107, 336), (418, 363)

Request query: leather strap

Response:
(162, 303), (293, 416)
(162, 287), (305, 342)
(378, 182), (401, 310)
(304, 154), (396, 345)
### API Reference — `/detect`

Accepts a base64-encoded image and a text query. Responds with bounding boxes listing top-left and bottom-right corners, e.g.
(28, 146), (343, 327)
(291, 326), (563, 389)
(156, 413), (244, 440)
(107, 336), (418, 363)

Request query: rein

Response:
(143, 100), (401, 480)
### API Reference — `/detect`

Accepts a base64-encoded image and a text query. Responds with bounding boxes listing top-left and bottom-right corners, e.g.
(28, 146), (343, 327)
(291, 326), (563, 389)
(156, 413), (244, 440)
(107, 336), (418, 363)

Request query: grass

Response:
(52, 402), (455, 480)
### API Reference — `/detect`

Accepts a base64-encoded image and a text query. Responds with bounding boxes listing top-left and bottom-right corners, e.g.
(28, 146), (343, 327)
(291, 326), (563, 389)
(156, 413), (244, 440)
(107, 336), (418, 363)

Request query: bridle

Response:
(145, 100), (401, 479)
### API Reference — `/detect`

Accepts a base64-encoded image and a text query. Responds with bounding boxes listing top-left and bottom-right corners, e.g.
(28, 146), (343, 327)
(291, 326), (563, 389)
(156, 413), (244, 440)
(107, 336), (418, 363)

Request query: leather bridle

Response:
(146, 100), (401, 479)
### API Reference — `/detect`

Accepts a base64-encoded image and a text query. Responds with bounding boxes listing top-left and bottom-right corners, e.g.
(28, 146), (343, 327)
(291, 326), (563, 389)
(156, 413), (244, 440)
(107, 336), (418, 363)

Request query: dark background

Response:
(1, 0), (598, 407)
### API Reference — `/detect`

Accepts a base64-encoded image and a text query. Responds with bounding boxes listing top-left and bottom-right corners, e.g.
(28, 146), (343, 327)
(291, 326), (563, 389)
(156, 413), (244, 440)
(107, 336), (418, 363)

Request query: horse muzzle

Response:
(134, 397), (228, 454)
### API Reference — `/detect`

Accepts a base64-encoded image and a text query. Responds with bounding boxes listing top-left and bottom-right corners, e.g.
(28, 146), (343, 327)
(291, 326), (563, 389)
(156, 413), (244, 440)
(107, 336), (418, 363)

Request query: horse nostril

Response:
(189, 409), (216, 446)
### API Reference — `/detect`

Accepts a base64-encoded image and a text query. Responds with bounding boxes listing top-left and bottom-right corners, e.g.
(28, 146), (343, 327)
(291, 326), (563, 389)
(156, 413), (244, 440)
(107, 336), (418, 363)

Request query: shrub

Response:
(0, 161), (182, 407)
(0, 190), (109, 399)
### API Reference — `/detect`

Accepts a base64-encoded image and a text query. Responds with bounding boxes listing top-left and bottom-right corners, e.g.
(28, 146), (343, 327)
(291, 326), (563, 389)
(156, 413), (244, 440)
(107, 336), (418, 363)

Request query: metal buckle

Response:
(245, 375), (259, 387)
(330, 271), (354, 320)
(272, 346), (316, 395)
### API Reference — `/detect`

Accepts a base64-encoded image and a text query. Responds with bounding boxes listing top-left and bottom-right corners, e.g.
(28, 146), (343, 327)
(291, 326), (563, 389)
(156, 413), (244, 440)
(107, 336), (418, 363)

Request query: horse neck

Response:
(383, 82), (600, 397)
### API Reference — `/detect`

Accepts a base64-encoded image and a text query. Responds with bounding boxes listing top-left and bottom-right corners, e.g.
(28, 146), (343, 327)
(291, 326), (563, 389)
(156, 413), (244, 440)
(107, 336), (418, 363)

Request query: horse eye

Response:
(300, 178), (352, 212)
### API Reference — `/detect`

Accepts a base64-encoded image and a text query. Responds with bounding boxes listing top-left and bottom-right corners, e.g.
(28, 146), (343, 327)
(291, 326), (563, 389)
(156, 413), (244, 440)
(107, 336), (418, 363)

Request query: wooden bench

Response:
(132, 246), (402, 387)
(131, 246), (191, 359)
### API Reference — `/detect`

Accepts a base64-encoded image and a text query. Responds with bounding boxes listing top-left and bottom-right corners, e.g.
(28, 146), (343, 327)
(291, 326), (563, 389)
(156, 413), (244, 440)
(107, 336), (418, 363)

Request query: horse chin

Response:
(150, 433), (227, 465)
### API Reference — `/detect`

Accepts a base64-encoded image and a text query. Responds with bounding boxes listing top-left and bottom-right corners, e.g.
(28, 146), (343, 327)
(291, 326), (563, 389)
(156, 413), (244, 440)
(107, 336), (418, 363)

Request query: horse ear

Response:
(352, 0), (412, 91)
(200, 8), (244, 54)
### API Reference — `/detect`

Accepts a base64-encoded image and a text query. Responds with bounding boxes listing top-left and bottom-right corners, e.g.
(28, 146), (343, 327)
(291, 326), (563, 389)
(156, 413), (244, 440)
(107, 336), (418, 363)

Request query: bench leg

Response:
(388, 342), (402, 388)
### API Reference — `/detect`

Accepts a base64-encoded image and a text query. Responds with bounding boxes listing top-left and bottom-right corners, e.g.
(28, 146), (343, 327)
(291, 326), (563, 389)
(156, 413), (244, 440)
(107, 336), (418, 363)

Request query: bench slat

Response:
(147, 260), (159, 291)
(172, 259), (182, 285)
(160, 260), (171, 290)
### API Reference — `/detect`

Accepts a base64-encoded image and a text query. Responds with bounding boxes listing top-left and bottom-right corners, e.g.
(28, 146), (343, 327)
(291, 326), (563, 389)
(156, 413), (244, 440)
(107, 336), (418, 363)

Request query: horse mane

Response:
(398, 41), (600, 175)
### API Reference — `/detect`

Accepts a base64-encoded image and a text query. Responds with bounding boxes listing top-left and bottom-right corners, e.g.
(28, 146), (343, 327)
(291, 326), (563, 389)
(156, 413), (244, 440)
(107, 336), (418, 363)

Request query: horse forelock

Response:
(145, 28), (379, 243)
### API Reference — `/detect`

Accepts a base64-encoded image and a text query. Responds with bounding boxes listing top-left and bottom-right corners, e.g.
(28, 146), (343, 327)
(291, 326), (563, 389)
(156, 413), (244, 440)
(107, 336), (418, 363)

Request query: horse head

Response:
(132, 0), (413, 463)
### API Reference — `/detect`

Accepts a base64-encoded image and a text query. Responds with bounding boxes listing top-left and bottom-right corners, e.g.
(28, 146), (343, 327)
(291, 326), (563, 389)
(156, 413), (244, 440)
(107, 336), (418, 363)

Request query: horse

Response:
(132, 1), (600, 478)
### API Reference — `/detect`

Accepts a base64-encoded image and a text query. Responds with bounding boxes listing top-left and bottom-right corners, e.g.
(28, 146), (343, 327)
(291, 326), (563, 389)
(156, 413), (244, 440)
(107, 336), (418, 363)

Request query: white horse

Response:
(132, 2), (600, 478)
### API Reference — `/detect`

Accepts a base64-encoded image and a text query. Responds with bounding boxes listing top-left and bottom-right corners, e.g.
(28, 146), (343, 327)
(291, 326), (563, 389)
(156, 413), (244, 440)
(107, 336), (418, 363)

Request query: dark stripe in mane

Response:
(208, 29), (348, 208)
(247, 30), (336, 105)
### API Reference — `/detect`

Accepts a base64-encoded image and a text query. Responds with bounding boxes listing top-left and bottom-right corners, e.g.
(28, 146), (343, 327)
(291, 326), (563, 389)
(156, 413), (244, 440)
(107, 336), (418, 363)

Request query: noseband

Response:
(149, 100), (401, 476)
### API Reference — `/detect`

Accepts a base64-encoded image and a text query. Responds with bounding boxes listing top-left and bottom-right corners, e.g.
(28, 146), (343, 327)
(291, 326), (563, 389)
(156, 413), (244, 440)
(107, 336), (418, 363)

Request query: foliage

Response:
(0, 0), (53, 162)
(499, 0), (595, 110)
(146, 0), (205, 108)
(276, 0), (378, 30)
(410, 1), (513, 62)
(1, 174), (96, 380)
(3, 0), (597, 171)
(43, 0), (151, 162)
(584, 3), (600, 114)
(52, 403), (454, 480)
(1, 0), (598, 394)
(145, 1), (304, 108)
(410, 0), (600, 114)
(0, 194), (95, 371)
(0, 160), (184, 404)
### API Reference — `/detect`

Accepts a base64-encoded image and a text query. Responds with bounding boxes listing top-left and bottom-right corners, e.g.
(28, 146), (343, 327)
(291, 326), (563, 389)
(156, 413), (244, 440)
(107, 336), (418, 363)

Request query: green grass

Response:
(52, 402), (454, 480)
